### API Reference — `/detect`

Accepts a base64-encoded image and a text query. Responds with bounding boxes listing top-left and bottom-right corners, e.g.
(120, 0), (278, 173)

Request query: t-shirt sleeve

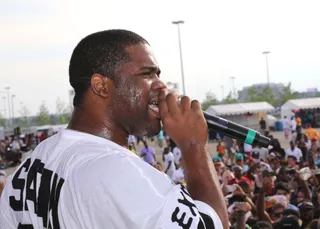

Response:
(59, 154), (223, 229)
(157, 184), (223, 229)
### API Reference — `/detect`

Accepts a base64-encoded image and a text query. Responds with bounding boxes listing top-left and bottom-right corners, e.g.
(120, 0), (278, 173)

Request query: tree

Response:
(56, 97), (67, 124)
(0, 113), (6, 127)
(202, 90), (218, 110)
(38, 101), (50, 125)
(18, 103), (30, 127)
(246, 86), (277, 106)
(278, 82), (297, 105)
(221, 91), (237, 104)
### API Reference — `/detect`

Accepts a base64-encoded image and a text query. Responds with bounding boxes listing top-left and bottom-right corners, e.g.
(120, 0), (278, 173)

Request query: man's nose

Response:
(151, 78), (167, 91)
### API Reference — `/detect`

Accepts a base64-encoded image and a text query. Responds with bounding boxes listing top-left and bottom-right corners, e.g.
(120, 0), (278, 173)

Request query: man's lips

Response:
(148, 100), (160, 118)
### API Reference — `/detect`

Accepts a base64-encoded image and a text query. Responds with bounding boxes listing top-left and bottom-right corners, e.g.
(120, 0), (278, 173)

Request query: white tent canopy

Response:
(281, 98), (320, 118)
(206, 102), (275, 116)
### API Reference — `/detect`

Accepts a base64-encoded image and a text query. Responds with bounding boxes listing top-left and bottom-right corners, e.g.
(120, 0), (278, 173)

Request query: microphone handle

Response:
(203, 111), (270, 148)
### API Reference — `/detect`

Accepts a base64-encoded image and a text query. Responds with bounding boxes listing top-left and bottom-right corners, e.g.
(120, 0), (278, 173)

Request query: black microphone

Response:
(203, 111), (270, 148)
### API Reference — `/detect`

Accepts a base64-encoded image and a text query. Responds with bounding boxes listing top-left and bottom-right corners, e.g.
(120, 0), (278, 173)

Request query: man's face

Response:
(234, 169), (242, 179)
(271, 207), (284, 222)
(110, 44), (167, 136)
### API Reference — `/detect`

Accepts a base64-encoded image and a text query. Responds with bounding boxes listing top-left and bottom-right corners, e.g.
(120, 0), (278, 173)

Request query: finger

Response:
(180, 96), (191, 112)
(158, 90), (169, 119)
(166, 93), (180, 115)
(191, 100), (201, 112)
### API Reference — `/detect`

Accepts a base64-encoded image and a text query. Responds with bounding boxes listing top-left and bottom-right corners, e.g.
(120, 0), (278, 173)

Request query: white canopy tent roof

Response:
(281, 97), (320, 118)
(206, 102), (275, 116)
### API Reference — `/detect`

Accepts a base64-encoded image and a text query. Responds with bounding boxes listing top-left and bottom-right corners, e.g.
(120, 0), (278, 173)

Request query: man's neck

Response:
(68, 107), (128, 147)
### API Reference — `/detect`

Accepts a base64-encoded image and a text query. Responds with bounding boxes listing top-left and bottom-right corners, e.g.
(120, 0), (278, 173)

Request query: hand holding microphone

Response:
(159, 92), (270, 148)
(158, 91), (208, 152)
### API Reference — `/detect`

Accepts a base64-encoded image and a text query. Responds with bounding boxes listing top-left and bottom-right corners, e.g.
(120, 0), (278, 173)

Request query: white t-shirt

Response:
(172, 168), (184, 183)
(0, 129), (222, 229)
(281, 119), (290, 129)
(286, 147), (303, 162)
(290, 120), (296, 131)
(244, 143), (252, 153)
(173, 147), (182, 165)
(128, 135), (136, 144)
(164, 152), (176, 177)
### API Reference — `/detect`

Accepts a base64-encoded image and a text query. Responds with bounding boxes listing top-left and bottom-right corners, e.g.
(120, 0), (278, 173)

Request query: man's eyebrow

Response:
(139, 66), (161, 74)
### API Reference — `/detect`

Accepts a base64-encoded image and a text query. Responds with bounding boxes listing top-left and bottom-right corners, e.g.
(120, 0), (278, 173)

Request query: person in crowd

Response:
(171, 158), (184, 185)
(235, 153), (244, 167)
(172, 145), (181, 169)
(290, 116), (297, 140)
(286, 140), (303, 163)
(259, 117), (267, 135)
(269, 138), (286, 158)
(217, 139), (225, 158)
(140, 140), (156, 165)
(281, 116), (290, 140)
(128, 135), (136, 150)
(162, 147), (175, 177)
(157, 129), (164, 148)
(305, 124), (320, 141)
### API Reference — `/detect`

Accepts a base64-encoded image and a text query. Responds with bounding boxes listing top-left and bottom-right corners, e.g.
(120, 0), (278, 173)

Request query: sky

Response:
(1, 0), (320, 116)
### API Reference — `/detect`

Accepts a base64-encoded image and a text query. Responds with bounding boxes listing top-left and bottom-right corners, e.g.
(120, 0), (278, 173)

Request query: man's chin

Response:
(147, 119), (162, 136)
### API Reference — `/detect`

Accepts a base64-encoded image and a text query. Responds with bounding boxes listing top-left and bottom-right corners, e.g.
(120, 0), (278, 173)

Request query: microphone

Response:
(203, 111), (270, 148)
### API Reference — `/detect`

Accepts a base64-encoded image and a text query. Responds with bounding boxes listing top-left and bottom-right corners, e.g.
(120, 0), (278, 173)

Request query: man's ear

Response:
(90, 74), (109, 98)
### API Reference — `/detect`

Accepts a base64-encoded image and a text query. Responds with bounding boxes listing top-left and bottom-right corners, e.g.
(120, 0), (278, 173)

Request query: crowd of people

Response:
(126, 116), (320, 228)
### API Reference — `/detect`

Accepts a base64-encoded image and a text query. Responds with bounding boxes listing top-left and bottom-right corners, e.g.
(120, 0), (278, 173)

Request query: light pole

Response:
(11, 95), (16, 126)
(230, 76), (236, 99)
(172, 20), (186, 96)
(262, 51), (270, 85)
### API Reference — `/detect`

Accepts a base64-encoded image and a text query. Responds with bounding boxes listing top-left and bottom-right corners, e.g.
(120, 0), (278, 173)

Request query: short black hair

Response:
(69, 29), (149, 106)
(274, 183), (290, 194)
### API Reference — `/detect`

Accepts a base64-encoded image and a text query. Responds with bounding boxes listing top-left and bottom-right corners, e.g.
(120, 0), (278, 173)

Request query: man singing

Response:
(0, 30), (228, 228)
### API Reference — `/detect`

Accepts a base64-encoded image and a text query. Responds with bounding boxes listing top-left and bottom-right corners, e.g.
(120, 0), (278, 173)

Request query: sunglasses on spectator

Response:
(273, 212), (283, 218)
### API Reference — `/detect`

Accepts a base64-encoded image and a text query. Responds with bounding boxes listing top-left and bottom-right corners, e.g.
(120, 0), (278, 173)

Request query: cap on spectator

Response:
(275, 215), (300, 229)
(235, 153), (244, 161)
(284, 205), (300, 217)
(265, 195), (288, 210)
(287, 155), (297, 161)
(212, 156), (222, 165)
(311, 137), (318, 142)
(251, 151), (260, 159)
(252, 221), (273, 229)
(297, 200), (314, 209)
(262, 169), (275, 177)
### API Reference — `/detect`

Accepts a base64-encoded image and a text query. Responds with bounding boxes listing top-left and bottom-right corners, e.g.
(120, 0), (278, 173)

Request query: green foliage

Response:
(202, 91), (218, 110)
(221, 91), (238, 104)
(246, 86), (277, 106)
(0, 113), (6, 127)
(38, 101), (50, 125)
(278, 82), (297, 105)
